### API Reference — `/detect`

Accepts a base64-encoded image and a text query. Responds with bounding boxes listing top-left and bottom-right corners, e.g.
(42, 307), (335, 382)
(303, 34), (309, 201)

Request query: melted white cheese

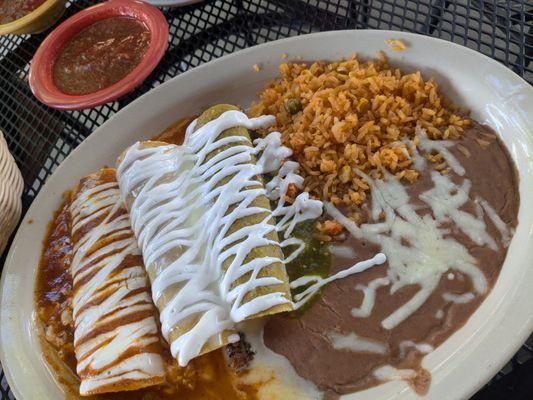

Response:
(399, 340), (434, 358)
(330, 244), (358, 259)
(351, 277), (391, 318)
(373, 365), (417, 381)
(420, 171), (497, 250)
(442, 292), (475, 303)
(239, 320), (323, 400)
(327, 165), (501, 330)
(417, 129), (465, 176)
(477, 197), (513, 246)
(326, 331), (388, 355)
(407, 138), (427, 171)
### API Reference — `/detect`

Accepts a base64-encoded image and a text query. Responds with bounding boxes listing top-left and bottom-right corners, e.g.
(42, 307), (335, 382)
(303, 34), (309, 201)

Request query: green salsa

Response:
(283, 220), (332, 316)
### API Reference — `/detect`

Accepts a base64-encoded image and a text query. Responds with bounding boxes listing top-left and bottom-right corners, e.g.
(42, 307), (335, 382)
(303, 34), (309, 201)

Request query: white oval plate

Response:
(1, 30), (532, 400)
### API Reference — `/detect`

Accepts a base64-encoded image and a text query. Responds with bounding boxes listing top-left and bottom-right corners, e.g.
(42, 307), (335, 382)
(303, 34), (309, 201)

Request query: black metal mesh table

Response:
(0, 0), (532, 398)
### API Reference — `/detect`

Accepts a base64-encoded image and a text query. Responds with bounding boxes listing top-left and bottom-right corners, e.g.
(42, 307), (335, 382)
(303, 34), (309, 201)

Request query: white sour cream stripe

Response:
(69, 174), (164, 395)
(117, 110), (322, 366)
(291, 253), (387, 309)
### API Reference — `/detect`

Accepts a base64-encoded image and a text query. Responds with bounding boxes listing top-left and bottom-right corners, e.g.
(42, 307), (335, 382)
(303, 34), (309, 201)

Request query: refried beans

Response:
(263, 121), (519, 399)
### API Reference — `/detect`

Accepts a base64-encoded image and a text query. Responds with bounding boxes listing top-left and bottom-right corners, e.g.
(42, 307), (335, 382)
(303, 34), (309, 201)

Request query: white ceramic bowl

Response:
(1, 30), (532, 400)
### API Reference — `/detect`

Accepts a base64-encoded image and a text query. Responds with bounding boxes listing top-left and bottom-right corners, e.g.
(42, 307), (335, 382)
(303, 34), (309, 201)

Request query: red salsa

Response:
(0, 0), (47, 24)
(52, 16), (151, 95)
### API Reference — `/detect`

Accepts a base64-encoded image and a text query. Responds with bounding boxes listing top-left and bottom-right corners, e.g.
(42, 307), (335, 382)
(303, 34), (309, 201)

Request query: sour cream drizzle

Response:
(117, 110), (322, 366)
(70, 180), (164, 394)
(291, 253), (386, 309)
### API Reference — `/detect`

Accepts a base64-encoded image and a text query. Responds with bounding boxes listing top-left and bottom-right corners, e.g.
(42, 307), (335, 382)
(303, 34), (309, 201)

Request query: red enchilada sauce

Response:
(52, 17), (151, 95)
(0, 0), (46, 24)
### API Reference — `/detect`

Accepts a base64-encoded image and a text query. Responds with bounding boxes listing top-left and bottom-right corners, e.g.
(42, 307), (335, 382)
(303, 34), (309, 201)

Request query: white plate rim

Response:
(1, 29), (532, 400)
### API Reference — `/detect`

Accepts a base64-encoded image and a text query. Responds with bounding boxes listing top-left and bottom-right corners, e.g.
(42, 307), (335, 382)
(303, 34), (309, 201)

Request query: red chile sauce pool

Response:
(0, 0), (47, 24)
(52, 16), (151, 95)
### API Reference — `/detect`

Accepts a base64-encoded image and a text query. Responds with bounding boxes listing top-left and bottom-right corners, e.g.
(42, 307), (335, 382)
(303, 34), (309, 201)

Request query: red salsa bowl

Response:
(29, 0), (169, 110)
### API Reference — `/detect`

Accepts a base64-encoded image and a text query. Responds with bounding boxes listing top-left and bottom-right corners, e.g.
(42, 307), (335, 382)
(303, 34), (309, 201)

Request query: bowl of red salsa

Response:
(0, 0), (48, 24)
(29, 0), (169, 110)
(0, 0), (67, 34)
